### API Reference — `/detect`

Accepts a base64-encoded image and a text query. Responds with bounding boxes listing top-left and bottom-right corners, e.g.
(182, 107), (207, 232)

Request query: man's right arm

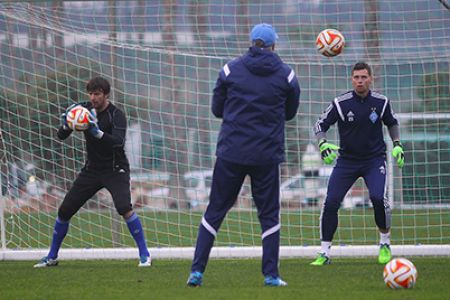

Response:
(314, 102), (338, 139)
(314, 102), (340, 164)
(57, 127), (72, 140)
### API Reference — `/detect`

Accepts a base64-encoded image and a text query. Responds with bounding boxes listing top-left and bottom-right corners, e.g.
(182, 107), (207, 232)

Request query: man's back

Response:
(212, 46), (300, 165)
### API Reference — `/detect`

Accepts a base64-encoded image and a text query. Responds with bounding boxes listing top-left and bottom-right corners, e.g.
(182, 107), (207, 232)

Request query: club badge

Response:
(369, 110), (378, 123)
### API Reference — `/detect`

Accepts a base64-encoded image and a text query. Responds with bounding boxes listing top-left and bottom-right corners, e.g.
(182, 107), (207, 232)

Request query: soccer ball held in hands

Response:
(66, 106), (90, 131)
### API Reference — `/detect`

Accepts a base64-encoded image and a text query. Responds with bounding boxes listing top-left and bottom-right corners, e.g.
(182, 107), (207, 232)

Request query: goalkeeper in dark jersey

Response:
(311, 62), (404, 266)
(34, 76), (151, 268)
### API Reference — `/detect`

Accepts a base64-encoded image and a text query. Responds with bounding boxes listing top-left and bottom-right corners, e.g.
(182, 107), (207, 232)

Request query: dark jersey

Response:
(57, 102), (130, 171)
(314, 90), (398, 160)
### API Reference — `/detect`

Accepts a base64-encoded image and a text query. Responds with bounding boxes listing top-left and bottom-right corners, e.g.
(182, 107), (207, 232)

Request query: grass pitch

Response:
(0, 257), (448, 300)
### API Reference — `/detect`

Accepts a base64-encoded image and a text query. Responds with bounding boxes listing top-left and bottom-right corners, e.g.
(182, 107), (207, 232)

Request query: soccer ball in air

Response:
(316, 28), (345, 57)
(66, 105), (90, 131)
(383, 258), (418, 289)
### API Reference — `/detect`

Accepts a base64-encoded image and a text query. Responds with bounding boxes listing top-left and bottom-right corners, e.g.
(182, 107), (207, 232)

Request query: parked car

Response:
(136, 169), (213, 209)
(280, 174), (327, 208)
(183, 169), (213, 208)
(280, 172), (370, 209)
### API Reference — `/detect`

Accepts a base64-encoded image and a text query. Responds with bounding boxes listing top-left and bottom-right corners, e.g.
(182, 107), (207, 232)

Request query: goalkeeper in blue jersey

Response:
(186, 23), (300, 287)
(311, 62), (404, 266)
(34, 76), (151, 268)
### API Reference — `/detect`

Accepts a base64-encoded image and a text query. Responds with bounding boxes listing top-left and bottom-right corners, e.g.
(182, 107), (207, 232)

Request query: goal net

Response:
(0, 1), (449, 260)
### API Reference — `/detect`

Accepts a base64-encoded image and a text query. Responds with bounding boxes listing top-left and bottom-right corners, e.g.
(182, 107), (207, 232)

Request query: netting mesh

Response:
(0, 1), (448, 251)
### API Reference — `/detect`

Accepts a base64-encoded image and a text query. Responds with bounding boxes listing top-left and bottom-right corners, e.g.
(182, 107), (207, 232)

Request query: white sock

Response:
(379, 231), (391, 245)
(320, 241), (332, 257)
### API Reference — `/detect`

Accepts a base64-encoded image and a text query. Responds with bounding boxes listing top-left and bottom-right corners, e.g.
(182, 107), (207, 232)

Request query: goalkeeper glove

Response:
(60, 112), (71, 131)
(319, 139), (340, 165)
(87, 109), (104, 139)
(60, 103), (78, 131)
(392, 140), (404, 168)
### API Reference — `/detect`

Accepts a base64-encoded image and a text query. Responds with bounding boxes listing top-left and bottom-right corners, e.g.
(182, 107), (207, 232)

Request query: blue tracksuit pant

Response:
(191, 158), (281, 277)
(320, 156), (391, 242)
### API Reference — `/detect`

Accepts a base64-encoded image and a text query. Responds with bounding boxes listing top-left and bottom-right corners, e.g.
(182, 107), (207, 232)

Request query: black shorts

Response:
(58, 167), (132, 220)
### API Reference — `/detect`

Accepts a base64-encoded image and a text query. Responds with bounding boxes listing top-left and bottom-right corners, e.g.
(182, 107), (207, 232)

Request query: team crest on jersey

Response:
(347, 111), (355, 122)
(369, 108), (378, 123)
(379, 165), (386, 174)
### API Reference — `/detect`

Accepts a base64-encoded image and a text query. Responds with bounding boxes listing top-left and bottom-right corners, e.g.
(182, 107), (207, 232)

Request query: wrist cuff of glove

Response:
(393, 140), (402, 147)
(318, 139), (327, 147)
(93, 130), (104, 139)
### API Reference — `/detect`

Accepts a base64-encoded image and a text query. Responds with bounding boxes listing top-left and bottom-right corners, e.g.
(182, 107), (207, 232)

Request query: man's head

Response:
(86, 76), (110, 95)
(86, 76), (110, 111)
(351, 62), (373, 97)
(250, 23), (278, 48)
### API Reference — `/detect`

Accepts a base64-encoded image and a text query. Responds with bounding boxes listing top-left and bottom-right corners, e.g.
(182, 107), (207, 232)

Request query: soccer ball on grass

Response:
(66, 105), (90, 131)
(316, 28), (345, 57)
(383, 258), (418, 289)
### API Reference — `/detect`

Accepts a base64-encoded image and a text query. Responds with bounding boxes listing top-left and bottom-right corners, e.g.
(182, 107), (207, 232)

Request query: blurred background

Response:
(0, 1), (448, 249)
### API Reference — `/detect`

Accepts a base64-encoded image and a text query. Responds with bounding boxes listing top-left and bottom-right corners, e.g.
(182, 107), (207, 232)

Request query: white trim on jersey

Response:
(223, 64), (230, 77)
(372, 92), (389, 119)
(287, 69), (295, 83)
(333, 92), (353, 121)
(314, 103), (333, 134)
(201, 217), (217, 237)
(333, 97), (345, 121)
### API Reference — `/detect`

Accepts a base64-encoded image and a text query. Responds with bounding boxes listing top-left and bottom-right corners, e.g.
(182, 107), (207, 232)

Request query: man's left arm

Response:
(384, 100), (404, 168)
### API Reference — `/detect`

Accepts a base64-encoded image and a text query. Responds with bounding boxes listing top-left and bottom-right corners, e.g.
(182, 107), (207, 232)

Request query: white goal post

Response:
(0, 1), (449, 261)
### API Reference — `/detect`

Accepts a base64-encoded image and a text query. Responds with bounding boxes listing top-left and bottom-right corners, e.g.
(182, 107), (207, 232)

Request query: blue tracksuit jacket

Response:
(212, 46), (300, 165)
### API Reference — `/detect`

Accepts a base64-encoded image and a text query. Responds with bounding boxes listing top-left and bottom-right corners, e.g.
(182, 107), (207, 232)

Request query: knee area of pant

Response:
(57, 206), (72, 222)
(117, 206), (132, 217)
(370, 197), (385, 208)
(323, 200), (340, 212)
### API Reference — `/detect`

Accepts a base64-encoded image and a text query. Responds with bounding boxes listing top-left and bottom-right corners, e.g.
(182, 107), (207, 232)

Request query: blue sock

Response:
(126, 212), (150, 257)
(48, 217), (69, 259)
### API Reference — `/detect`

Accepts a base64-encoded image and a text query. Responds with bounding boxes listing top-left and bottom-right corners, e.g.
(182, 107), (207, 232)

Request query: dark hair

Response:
(86, 76), (110, 95)
(252, 39), (274, 50)
(352, 62), (372, 76)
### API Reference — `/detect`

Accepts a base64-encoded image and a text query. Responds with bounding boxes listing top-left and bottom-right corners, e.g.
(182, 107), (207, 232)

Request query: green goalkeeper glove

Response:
(319, 139), (340, 165)
(392, 140), (404, 168)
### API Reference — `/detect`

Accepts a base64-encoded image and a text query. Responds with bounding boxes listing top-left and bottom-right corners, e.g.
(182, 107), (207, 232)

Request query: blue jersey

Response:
(315, 90), (398, 160)
(212, 46), (300, 165)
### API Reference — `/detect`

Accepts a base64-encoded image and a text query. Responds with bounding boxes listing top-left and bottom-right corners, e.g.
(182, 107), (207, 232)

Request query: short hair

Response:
(352, 62), (372, 76)
(253, 39), (274, 50)
(86, 76), (110, 95)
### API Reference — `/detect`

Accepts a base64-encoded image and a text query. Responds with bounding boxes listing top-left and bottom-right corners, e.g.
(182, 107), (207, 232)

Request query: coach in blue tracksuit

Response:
(187, 23), (300, 287)
(310, 62), (405, 266)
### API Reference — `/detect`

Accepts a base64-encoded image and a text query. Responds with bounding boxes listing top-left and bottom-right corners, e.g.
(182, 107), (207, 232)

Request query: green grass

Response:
(0, 257), (448, 300)
(5, 209), (450, 249)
